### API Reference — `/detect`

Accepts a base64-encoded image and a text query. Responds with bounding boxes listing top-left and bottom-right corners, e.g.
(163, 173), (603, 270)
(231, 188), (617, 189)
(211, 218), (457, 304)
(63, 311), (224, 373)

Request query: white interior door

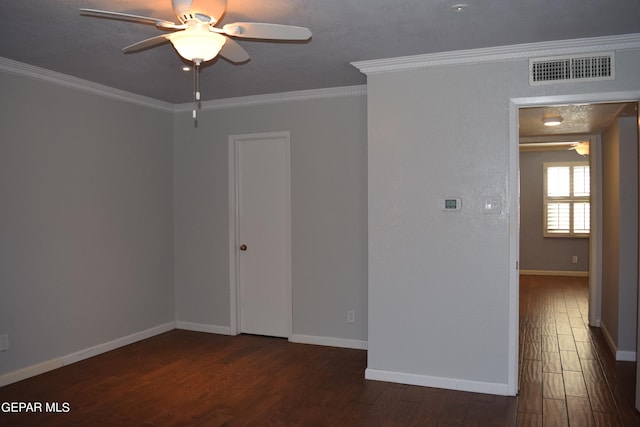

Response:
(231, 132), (291, 338)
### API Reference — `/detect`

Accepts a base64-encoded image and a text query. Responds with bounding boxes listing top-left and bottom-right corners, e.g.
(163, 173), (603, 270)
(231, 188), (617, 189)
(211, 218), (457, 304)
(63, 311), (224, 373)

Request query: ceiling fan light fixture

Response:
(573, 142), (589, 156)
(170, 27), (226, 62)
(543, 116), (563, 127)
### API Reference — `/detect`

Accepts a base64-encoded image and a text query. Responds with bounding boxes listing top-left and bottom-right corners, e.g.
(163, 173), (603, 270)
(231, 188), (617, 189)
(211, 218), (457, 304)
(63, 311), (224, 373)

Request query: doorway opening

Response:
(510, 94), (639, 409)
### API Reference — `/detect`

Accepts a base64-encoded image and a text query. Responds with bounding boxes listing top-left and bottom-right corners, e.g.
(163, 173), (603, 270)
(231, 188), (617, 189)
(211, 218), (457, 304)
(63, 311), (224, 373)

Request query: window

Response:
(543, 162), (590, 237)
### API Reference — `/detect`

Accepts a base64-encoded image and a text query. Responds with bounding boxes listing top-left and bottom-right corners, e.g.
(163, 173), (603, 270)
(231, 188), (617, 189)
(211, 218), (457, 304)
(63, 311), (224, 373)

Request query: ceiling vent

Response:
(529, 52), (614, 85)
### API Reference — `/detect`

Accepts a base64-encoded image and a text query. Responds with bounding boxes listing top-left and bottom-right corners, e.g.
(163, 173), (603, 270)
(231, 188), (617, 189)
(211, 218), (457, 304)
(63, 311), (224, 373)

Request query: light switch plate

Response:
(483, 197), (502, 214)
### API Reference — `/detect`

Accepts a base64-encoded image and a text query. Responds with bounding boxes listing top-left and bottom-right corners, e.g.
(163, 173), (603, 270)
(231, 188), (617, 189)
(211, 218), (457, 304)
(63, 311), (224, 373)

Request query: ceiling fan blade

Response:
(79, 8), (184, 29)
(221, 22), (311, 40)
(218, 38), (250, 63)
(123, 34), (172, 53)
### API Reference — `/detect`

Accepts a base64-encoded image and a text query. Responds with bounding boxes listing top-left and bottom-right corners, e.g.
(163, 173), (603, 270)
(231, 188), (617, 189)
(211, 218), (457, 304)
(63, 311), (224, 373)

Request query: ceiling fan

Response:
(80, 0), (312, 122)
(569, 141), (590, 156)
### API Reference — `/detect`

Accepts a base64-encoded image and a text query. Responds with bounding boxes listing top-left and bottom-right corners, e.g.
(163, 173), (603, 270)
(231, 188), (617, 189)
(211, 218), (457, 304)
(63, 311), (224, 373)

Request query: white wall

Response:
(602, 115), (639, 359)
(173, 92), (369, 344)
(360, 39), (640, 394)
(366, 63), (514, 391)
(617, 116), (639, 356)
(0, 72), (175, 377)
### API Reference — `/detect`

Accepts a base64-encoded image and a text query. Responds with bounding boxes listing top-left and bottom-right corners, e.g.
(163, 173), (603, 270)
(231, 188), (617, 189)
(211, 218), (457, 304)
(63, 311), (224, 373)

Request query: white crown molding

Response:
(6, 33), (638, 109)
(352, 33), (640, 75)
(174, 84), (367, 112)
(0, 57), (174, 112)
(0, 55), (366, 112)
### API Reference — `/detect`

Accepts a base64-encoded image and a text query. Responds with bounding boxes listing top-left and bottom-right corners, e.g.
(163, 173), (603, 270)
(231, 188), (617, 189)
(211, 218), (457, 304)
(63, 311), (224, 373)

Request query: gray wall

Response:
(2, 35), (638, 392)
(173, 94), (369, 342)
(0, 73), (175, 376)
(364, 48), (640, 392)
(602, 116), (639, 356)
(519, 149), (590, 272)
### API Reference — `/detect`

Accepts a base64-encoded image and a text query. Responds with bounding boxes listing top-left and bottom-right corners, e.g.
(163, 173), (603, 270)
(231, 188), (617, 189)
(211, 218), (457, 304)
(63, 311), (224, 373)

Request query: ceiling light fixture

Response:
(543, 116), (563, 126)
(169, 26), (226, 63)
(572, 142), (589, 156)
(168, 25), (226, 127)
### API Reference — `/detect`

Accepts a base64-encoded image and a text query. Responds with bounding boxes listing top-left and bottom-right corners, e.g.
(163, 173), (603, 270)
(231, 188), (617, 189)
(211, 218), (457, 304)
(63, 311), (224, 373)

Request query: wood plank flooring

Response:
(518, 275), (639, 426)
(1, 275), (638, 426)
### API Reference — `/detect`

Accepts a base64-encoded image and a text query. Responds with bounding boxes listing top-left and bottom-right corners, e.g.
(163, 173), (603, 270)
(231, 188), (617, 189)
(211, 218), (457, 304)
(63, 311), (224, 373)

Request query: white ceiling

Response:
(2, 0), (640, 105)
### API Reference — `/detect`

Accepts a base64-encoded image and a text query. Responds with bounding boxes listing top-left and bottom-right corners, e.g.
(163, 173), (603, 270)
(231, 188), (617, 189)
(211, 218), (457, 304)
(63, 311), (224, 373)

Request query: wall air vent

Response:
(529, 52), (614, 85)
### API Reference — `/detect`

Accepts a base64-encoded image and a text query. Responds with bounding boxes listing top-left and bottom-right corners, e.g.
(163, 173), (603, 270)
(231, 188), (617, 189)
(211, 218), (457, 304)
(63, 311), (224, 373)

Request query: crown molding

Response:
(519, 141), (579, 152)
(0, 57), (174, 112)
(352, 33), (640, 75)
(174, 84), (367, 112)
(7, 33), (638, 109)
(0, 56), (366, 112)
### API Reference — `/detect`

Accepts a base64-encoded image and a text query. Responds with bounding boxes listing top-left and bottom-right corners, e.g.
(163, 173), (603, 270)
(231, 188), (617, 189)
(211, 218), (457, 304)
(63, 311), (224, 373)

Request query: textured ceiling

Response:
(520, 102), (639, 139)
(1, 0), (640, 104)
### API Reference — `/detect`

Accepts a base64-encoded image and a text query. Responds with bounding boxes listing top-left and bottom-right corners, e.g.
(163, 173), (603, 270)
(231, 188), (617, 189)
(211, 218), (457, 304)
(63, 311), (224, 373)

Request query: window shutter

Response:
(543, 161), (590, 237)
(547, 202), (571, 233)
(573, 166), (589, 197)
(547, 166), (570, 197)
(573, 202), (590, 234)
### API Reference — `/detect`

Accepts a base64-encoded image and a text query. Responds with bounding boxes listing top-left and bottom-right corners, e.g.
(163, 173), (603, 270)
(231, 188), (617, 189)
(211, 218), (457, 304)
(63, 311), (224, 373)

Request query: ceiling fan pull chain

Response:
(192, 60), (202, 127)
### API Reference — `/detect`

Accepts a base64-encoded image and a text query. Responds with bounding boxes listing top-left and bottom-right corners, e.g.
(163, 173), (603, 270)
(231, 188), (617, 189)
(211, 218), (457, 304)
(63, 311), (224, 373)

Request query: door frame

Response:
(228, 131), (293, 337)
(509, 90), (640, 397)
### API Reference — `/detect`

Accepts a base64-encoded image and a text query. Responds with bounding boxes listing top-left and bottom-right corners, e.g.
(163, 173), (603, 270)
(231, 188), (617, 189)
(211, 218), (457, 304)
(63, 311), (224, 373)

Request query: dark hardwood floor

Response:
(518, 275), (639, 426)
(1, 275), (638, 426)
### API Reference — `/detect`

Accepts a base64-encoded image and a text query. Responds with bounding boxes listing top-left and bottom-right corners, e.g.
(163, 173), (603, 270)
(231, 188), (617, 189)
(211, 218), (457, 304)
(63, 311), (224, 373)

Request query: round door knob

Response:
(240, 244), (247, 251)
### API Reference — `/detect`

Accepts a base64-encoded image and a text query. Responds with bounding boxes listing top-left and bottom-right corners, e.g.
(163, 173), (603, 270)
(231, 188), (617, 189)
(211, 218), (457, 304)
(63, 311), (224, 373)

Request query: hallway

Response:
(518, 275), (639, 425)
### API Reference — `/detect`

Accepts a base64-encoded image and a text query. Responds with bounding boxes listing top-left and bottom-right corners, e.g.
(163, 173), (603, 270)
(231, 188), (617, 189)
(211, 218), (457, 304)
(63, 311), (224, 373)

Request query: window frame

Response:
(543, 161), (590, 238)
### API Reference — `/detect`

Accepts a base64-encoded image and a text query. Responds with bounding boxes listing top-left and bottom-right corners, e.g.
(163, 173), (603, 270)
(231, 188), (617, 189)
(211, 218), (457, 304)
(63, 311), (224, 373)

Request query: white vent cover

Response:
(529, 52), (614, 85)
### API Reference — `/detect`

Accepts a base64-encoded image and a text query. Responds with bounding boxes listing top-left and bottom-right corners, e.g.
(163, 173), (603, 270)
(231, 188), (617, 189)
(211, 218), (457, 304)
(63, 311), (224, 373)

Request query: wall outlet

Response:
(346, 310), (356, 324)
(572, 256), (578, 264)
(0, 333), (8, 352)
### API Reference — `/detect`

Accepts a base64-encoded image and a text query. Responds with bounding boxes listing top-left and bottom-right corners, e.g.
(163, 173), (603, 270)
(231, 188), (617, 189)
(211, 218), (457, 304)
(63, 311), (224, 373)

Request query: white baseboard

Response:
(289, 334), (368, 350)
(600, 321), (637, 361)
(0, 358), (64, 388)
(365, 368), (512, 396)
(520, 270), (589, 277)
(62, 322), (176, 365)
(600, 321), (618, 357)
(616, 350), (637, 362)
(175, 321), (235, 336)
(0, 322), (176, 387)
(173, 326), (366, 349)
